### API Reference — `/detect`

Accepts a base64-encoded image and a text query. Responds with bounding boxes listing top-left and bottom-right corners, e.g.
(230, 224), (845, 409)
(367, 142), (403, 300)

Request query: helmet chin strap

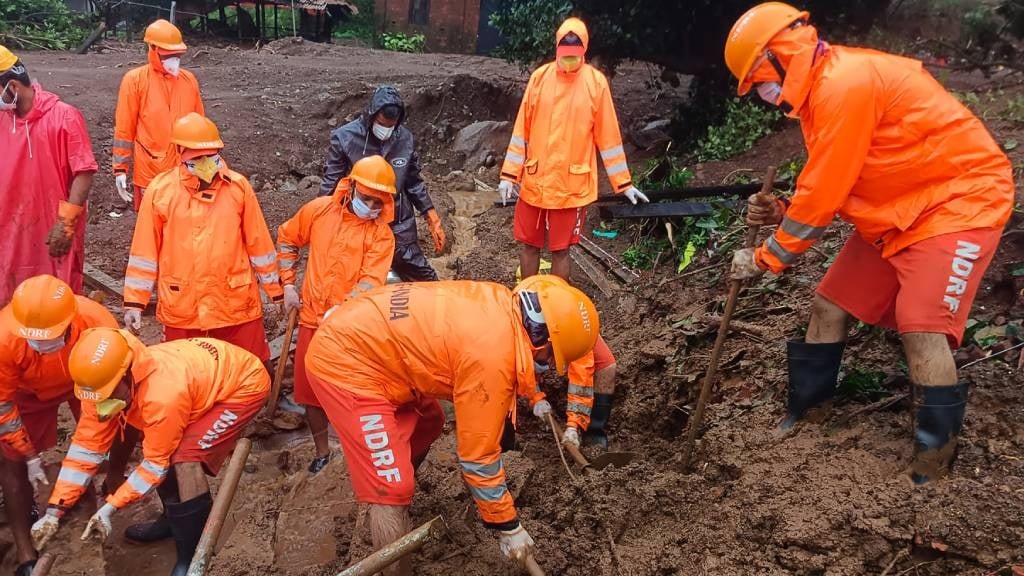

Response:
(765, 49), (795, 115)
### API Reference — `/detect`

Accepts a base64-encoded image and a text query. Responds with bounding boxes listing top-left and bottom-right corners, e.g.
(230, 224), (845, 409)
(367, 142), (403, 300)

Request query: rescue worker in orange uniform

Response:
(277, 155), (397, 474)
(725, 3), (1015, 483)
(0, 276), (116, 576)
(123, 113), (283, 361)
(499, 16), (649, 281)
(31, 328), (270, 575)
(113, 19), (205, 211)
(0, 46), (97, 305)
(305, 276), (599, 574)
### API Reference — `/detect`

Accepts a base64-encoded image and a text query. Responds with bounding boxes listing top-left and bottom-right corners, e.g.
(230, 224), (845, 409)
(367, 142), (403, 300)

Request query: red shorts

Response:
(817, 228), (1001, 347)
(293, 325), (318, 407)
(308, 373), (445, 506)
(172, 398), (263, 475)
(164, 318), (270, 362)
(0, 390), (80, 461)
(593, 334), (616, 371)
(513, 201), (585, 251)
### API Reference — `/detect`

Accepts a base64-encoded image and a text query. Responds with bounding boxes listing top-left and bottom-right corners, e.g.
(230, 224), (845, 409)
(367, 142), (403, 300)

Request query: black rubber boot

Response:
(14, 560), (35, 576)
(125, 472), (178, 543)
(781, 340), (845, 429)
(911, 381), (969, 485)
(583, 393), (613, 449)
(167, 492), (213, 576)
(308, 453), (331, 475)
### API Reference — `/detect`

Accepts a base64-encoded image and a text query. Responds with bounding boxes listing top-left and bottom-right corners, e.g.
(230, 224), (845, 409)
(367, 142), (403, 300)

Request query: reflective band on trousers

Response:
(767, 235), (799, 265)
(604, 161), (628, 176)
(467, 483), (509, 503)
(567, 401), (592, 416)
(58, 467), (91, 486)
(779, 216), (827, 241)
(599, 145), (624, 161)
(0, 417), (24, 435)
(460, 459), (502, 479)
(567, 384), (593, 397)
(67, 444), (106, 465)
(126, 470), (156, 495)
(250, 252), (277, 267)
(139, 459), (168, 479)
(0, 402), (13, 416)
(128, 256), (158, 272)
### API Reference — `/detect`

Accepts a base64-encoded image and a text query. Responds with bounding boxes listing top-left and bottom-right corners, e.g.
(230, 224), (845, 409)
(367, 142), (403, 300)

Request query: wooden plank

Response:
(569, 249), (615, 297)
(492, 182), (773, 209)
(599, 201), (714, 220)
(82, 262), (125, 300)
(577, 237), (639, 284)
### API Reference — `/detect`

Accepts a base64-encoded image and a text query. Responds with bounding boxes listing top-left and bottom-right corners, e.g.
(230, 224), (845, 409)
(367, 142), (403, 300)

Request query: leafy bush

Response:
(696, 98), (783, 162)
(0, 0), (91, 50)
(381, 32), (425, 53)
(488, 0), (572, 67)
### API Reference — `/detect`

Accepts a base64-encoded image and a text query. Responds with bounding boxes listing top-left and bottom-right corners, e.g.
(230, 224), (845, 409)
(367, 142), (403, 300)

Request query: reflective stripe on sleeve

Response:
(504, 152), (525, 166)
(0, 417), (24, 435)
(249, 253), (277, 268)
(127, 256), (158, 272)
(567, 402), (592, 416)
(604, 162), (628, 176)
(460, 459), (502, 479)
(766, 235), (800, 266)
(567, 384), (593, 397)
(467, 483), (509, 502)
(779, 217), (827, 241)
(510, 135), (527, 149)
(57, 467), (91, 486)
(124, 277), (155, 291)
(257, 272), (280, 285)
(599, 145), (624, 161)
(67, 444), (106, 466)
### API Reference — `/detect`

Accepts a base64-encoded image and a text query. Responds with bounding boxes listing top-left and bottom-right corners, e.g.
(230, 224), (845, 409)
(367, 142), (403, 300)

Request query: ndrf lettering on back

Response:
(197, 410), (239, 449)
(943, 241), (981, 314)
(360, 414), (401, 482)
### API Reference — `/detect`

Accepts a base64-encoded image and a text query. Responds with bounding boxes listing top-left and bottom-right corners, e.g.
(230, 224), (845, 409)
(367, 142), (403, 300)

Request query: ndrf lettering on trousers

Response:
(943, 240), (981, 314)
(197, 409), (239, 449)
(360, 414), (401, 483)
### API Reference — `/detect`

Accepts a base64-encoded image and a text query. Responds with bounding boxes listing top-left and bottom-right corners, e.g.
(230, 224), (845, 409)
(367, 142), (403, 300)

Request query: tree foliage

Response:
(1, 0), (92, 50)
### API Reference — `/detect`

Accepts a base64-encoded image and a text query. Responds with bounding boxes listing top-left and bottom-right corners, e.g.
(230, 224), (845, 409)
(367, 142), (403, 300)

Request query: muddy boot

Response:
(167, 492), (212, 576)
(911, 381), (969, 485)
(583, 393), (613, 449)
(125, 474), (178, 543)
(781, 340), (845, 429)
(308, 453), (331, 475)
(14, 560), (35, 576)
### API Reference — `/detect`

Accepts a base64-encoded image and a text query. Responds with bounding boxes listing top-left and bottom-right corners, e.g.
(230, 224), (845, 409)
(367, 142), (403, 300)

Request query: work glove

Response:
(81, 503), (116, 542)
(31, 510), (61, 549)
(46, 201), (83, 258)
(730, 247), (766, 281)
(115, 173), (132, 203)
(623, 186), (649, 205)
(26, 456), (49, 490)
(283, 284), (301, 313)
(124, 308), (142, 333)
(561, 426), (580, 449)
(532, 400), (552, 421)
(746, 193), (785, 226)
(498, 524), (536, 563)
(497, 180), (519, 207)
(425, 209), (446, 254)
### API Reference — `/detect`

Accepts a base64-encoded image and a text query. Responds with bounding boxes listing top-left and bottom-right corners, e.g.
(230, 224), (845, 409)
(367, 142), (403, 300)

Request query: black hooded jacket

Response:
(319, 86), (433, 245)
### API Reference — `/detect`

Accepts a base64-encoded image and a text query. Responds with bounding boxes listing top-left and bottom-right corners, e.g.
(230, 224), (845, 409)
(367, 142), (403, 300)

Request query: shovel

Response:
(264, 308), (298, 417)
(547, 413), (636, 474)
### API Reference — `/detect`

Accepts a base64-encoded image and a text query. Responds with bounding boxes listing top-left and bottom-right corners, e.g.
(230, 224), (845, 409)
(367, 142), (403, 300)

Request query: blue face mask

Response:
(351, 195), (381, 220)
(533, 360), (550, 374)
(28, 336), (66, 354)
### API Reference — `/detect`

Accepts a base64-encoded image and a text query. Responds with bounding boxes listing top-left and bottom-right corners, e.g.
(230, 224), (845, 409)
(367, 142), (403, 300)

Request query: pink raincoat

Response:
(0, 85), (97, 305)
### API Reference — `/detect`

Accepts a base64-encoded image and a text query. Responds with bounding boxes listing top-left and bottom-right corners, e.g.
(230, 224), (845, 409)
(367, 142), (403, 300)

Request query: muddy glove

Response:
(623, 186), (649, 205)
(747, 193), (785, 226)
(561, 426), (580, 449)
(81, 503), (116, 542)
(425, 209), (446, 254)
(124, 308), (142, 333)
(46, 201), (83, 258)
(730, 247), (765, 281)
(498, 180), (519, 206)
(26, 456), (48, 490)
(115, 173), (132, 203)
(498, 525), (535, 563)
(532, 399), (552, 421)
(31, 510), (61, 549)
(283, 284), (301, 313)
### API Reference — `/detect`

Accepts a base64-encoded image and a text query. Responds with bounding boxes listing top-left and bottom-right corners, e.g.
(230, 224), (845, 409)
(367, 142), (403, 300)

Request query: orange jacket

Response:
(755, 46), (1015, 272)
(522, 351), (595, 432)
(49, 337), (269, 512)
(500, 18), (634, 209)
(277, 178), (395, 328)
(124, 164), (283, 330)
(0, 297), (116, 459)
(306, 281), (538, 528)
(113, 50), (204, 188)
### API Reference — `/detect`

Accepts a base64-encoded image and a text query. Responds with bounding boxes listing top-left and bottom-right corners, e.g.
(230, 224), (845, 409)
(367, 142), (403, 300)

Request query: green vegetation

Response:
(0, 0), (91, 49)
(1004, 95), (1024, 124)
(838, 367), (889, 402)
(696, 99), (783, 162)
(622, 238), (667, 270)
(489, 0), (571, 67)
(381, 32), (426, 53)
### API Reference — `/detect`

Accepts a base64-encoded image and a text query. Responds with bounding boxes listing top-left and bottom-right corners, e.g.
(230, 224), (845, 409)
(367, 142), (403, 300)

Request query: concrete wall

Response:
(375, 0), (480, 53)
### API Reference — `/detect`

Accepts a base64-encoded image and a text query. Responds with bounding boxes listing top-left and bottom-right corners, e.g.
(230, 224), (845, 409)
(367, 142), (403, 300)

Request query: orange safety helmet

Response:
(514, 275), (600, 375)
(69, 328), (135, 402)
(8, 275), (78, 340)
(350, 155), (397, 195)
(724, 2), (809, 95)
(144, 19), (187, 53)
(170, 112), (224, 152)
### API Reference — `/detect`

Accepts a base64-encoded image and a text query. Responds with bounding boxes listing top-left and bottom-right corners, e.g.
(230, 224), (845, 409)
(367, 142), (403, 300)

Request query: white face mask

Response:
(351, 194), (381, 220)
(27, 336), (66, 354)
(372, 122), (395, 141)
(757, 82), (783, 106)
(0, 82), (17, 111)
(162, 57), (181, 77)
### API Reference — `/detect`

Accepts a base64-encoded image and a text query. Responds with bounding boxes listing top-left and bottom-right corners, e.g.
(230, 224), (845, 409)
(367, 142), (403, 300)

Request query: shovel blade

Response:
(587, 451), (636, 471)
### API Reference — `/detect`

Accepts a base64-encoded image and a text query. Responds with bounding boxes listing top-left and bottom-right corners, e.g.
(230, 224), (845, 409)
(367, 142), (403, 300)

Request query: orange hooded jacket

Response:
(123, 163), (283, 330)
(113, 50), (204, 188)
(0, 297), (116, 459)
(751, 29), (1014, 272)
(277, 178), (396, 328)
(49, 336), (269, 512)
(500, 18), (634, 209)
(305, 281), (539, 528)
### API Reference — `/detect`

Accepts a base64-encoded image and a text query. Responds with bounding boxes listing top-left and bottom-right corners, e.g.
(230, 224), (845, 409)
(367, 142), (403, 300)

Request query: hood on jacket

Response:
(365, 85), (406, 128)
(5, 84), (60, 158)
(332, 176), (396, 225)
(749, 22), (827, 117)
(556, 17), (589, 52)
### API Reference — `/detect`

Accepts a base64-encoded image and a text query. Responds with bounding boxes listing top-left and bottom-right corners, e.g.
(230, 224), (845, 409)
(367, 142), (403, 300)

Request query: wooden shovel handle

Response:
(546, 413), (590, 469)
(265, 308), (298, 417)
(524, 555), (546, 575)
